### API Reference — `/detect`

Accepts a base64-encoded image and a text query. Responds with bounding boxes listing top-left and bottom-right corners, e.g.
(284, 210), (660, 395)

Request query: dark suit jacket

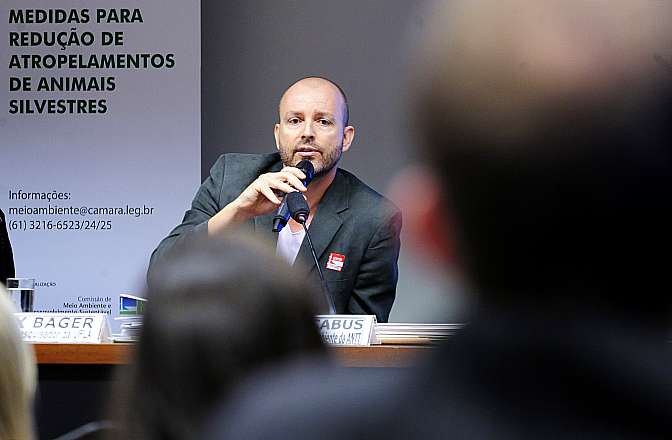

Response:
(0, 208), (16, 287)
(148, 153), (401, 322)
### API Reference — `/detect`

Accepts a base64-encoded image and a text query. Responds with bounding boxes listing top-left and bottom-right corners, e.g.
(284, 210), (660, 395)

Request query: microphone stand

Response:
(286, 191), (335, 314)
(302, 222), (336, 314)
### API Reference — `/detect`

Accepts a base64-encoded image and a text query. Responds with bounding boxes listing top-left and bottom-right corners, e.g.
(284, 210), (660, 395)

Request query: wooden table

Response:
(33, 343), (431, 368)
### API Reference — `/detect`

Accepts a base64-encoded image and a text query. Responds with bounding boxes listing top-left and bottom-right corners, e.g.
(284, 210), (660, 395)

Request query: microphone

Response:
(272, 160), (314, 232)
(286, 192), (310, 224)
(286, 192), (336, 314)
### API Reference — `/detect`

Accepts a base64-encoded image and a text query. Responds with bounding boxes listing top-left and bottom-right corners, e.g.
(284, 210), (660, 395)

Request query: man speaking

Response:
(149, 77), (401, 322)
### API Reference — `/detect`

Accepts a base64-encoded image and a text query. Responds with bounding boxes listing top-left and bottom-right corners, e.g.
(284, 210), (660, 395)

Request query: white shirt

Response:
(276, 224), (306, 265)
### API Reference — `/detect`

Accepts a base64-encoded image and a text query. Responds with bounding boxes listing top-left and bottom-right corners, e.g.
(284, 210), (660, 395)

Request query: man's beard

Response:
(279, 140), (343, 178)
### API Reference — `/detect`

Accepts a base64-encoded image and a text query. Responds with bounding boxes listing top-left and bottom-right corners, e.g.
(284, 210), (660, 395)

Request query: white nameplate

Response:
(315, 314), (378, 346)
(15, 313), (111, 343)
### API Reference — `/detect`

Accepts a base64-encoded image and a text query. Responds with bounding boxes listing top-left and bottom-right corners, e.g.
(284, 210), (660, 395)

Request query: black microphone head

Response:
(286, 191), (310, 224)
(296, 160), (314, 186)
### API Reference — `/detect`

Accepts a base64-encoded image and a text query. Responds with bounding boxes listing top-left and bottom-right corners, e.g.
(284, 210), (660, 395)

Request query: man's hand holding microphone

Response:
(208, 163), (311, 236)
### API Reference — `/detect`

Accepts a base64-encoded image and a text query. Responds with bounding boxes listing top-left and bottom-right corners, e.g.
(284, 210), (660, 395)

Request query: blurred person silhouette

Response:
(205, 1), (672, 439)
(0, 285), (36, 440)
(0, 208), (15, 287)
(112, 233), (326, 440)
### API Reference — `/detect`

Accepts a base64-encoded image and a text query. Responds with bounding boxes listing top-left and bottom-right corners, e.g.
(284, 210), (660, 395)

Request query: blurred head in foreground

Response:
(0, 287), (36, 440)
(402, 0), (672, 330)
(117, 234), (325, 440)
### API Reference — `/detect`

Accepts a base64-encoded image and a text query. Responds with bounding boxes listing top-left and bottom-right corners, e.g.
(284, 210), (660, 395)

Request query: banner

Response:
(1, 1), (201, 331)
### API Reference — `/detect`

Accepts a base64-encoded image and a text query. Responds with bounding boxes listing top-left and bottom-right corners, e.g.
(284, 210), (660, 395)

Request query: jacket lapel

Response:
(295, 170), (349, 277)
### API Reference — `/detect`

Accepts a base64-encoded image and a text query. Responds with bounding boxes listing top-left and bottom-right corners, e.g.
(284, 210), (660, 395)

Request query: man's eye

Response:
(287, 118), (300, 125)
(318, 119), (331, 126)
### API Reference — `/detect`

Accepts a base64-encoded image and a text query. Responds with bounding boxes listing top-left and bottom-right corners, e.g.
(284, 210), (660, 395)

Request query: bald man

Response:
(149, 77), (401, 322)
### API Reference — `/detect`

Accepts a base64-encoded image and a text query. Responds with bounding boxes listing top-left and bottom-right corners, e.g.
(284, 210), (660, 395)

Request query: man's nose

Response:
(301, 121), (315, 139)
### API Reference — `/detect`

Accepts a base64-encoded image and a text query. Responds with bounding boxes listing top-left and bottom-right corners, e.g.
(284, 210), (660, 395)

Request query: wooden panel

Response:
(32, 343), (431, 368)
(33, 343), (132, 365)
(330, 345), (431, 368)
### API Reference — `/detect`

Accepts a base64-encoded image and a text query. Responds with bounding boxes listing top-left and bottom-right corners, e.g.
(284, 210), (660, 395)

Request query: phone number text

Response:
(9, 220), (112, 231)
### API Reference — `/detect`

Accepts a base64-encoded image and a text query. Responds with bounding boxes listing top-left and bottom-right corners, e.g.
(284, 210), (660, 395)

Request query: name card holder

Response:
(16, 313), (111, 343)
(315, 314), (378, 346)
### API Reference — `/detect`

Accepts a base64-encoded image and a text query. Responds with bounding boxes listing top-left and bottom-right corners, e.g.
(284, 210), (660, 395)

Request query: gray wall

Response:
(201, 0), (469, 322)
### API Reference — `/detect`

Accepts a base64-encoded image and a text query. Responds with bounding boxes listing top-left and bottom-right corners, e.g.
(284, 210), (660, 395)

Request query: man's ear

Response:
(274, 123), (280, 150)
(342, 126), (355, 152)
(388, 165), (457, 267)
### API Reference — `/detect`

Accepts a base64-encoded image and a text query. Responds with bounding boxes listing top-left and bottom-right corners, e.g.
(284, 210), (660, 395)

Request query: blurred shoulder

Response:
(204, 357), (405, 440)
